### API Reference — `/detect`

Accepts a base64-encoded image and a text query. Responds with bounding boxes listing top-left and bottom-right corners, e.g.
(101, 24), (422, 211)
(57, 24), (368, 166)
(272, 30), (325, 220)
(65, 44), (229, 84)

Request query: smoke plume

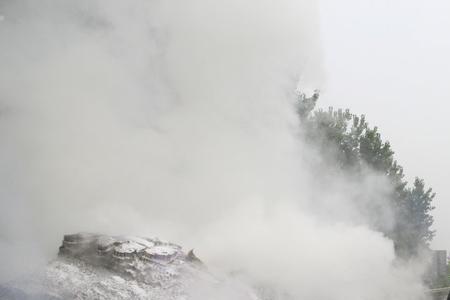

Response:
(0, 1), (428, 299)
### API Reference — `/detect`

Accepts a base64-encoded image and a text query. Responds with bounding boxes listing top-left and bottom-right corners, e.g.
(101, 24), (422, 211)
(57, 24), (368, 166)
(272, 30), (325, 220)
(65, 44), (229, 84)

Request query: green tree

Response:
(395, 178), (435, 254)
(298, 92), (435, 257)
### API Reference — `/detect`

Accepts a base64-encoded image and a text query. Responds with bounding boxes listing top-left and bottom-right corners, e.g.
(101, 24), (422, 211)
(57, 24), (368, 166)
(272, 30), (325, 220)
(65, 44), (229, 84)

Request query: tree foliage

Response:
(298, 92), (435, 257)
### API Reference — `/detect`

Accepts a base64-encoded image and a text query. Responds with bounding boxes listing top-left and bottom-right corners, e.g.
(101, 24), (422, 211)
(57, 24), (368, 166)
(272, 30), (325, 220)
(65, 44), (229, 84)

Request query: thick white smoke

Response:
(0, 1), (428, 299)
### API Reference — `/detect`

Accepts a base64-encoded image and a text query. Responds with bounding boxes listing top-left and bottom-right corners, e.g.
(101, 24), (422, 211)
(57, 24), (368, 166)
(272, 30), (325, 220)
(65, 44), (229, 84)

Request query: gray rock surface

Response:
(0, 233), (258, 300)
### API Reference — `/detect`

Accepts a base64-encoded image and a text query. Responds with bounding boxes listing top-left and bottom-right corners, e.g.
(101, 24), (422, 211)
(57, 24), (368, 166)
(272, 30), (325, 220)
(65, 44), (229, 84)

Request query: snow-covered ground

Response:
(0, 233), (259, 300)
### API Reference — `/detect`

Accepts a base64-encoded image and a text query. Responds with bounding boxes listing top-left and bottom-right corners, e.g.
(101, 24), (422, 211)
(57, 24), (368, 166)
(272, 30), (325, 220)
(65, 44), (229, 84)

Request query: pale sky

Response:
(319, 0), (450, 250)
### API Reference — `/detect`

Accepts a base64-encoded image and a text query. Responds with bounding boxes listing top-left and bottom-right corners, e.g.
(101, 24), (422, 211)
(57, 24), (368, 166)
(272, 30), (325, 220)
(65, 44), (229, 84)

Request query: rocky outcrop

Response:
(0, 233), (257, 300)
(57, 233), (203, 285)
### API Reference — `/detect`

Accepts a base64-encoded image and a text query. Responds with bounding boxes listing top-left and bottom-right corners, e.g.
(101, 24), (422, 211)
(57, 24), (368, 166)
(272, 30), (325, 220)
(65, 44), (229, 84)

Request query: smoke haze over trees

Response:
(0, 1), (440, 299)
(298, 92), (435, 258)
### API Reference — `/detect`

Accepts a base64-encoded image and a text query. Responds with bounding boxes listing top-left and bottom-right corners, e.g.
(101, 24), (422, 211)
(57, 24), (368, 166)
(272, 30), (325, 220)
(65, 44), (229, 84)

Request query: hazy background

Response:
(318, 0), (450, 251)
(0, 1), (444, 299)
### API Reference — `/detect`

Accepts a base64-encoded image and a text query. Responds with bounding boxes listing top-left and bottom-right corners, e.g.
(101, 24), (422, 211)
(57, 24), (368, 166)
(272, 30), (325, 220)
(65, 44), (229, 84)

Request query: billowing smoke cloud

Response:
(0, 1), (428, 299)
